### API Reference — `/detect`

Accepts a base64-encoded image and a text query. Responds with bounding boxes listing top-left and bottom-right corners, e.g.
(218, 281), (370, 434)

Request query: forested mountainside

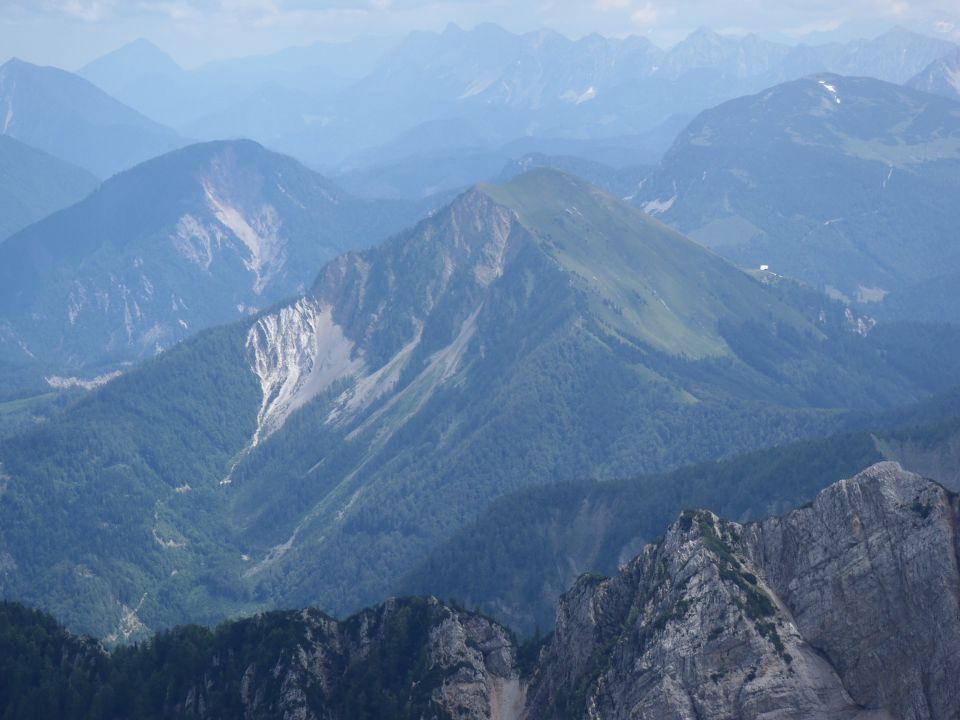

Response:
(636, 75), (960, 320)
(0, 136), (98, 242)
(1, 169), (957, 641)
(401, 400), (960, 634)
(3, 463), (959, 719)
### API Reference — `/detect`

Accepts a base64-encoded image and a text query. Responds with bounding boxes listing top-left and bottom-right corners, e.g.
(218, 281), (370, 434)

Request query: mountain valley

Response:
(2, 14), (960, 719)
(3, 462), (959, 719)
(1, 169), (957, 642)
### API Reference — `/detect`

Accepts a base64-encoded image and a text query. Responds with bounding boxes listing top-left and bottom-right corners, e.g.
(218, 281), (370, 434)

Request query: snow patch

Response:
(818, 79), (841, 104)
(643, 195), (677, 214)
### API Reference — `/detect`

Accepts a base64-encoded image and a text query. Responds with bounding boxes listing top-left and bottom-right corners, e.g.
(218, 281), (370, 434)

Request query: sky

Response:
(1, 0), (959, 70)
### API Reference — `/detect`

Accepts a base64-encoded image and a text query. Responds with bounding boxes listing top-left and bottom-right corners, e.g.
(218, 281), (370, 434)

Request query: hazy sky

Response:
(2, 0), (959, 70)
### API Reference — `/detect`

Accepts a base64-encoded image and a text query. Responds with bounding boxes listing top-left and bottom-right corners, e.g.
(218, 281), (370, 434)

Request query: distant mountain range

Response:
(76, 25), (960, 174)
(908, 48), (960, 101)
(4, 461), (960, 719)
(78, 36), (398, 130)
(0, 58), (185, 178)
(0, 139), (430, 371)
(0, 169), (954, 640)
(0, 135), (98, 241)
(635, 74), (960, 317)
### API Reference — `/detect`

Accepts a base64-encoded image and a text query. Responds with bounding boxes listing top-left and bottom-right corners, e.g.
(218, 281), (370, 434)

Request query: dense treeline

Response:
(0, 598), (473, 720)
(0, 321), (262, 638)
(399, 405), (960, 635)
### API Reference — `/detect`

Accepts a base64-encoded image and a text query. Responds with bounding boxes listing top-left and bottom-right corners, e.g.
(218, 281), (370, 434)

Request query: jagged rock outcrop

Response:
(0, 596), (523, 720)
(188, 597), (522, 720)
(526, 462), (960, 720)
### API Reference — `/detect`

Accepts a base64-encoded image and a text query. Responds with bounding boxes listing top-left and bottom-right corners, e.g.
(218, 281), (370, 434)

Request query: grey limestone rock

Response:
(526, 462), (960, 720)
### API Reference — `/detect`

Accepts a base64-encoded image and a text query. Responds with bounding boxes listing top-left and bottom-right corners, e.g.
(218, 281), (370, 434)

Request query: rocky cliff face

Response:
(3, 462), (959, 719)
(526, 462), (960, 720)
(160, 597), (522, 720)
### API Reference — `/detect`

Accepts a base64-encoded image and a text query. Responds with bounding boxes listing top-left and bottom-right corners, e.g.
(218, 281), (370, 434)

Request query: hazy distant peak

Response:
(875, 25), (924, 41)
(79, 36), (183, 98)
(683, 26), (727, 45)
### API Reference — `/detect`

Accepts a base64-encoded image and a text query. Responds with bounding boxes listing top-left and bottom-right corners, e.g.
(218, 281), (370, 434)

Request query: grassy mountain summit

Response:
(483, 169), (817, 358)
(636, 74), (960, 306)
(0, 169), (949, 639)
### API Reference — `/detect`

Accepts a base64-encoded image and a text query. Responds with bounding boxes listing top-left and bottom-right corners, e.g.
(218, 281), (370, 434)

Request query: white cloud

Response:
(595, 0), (631, 10)
(50, 0), (117, 22)
(631, 3), (661, 27)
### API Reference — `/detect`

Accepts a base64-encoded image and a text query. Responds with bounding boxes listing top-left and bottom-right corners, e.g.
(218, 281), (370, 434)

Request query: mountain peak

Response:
(529, 462), (960, 719)
(875, 25), (923, 42)
(78, 37), (183, 104)
(685, 26), (724, 43)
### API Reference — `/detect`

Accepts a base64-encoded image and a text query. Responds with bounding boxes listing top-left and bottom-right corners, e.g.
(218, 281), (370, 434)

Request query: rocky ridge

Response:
(2, 462), (958, 719)
(179, 598), (523, 720)
(526, 462), (960, 719)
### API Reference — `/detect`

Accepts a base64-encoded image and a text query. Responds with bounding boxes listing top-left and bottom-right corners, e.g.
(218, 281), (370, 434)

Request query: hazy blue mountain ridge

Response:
(635, 74), (960, 310)
(0, 58), (185, 178)
(908, 48), (960, 101)
(0, 135), (98, 241)
(0, 139), (430, 371)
